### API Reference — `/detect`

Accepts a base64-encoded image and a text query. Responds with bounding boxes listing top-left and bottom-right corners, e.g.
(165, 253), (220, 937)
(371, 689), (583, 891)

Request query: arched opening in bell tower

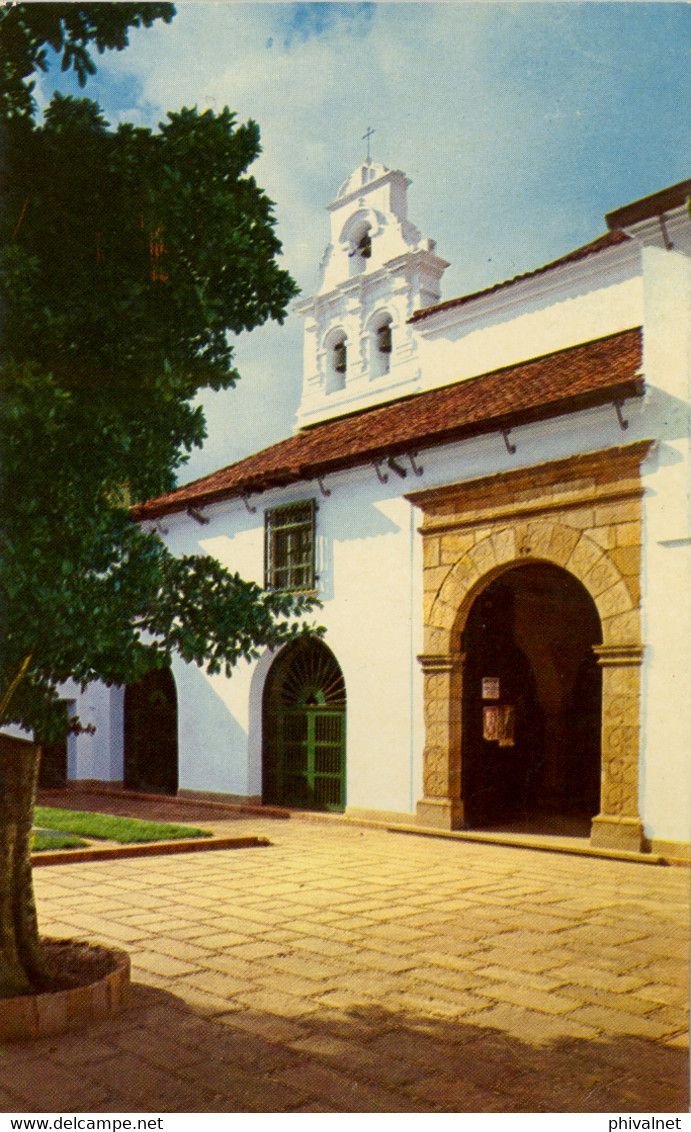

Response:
(460, 563), (602, 832)
(370, 312), (393, 378)
(348, 221), (372, 276)
(323, 328), (348, 393)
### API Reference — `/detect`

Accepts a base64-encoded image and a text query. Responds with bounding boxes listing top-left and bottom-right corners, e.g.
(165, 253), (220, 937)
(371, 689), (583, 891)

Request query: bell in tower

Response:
(295, 156), (449, 428)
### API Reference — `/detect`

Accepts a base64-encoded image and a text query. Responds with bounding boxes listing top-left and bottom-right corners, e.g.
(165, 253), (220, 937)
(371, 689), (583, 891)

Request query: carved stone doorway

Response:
(410, 444), (649, 851)
(461, 564), (602, 831)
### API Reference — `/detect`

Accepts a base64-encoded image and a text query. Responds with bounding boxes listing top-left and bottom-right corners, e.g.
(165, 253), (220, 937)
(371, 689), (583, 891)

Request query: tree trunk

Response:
(0, 733), (51, 997)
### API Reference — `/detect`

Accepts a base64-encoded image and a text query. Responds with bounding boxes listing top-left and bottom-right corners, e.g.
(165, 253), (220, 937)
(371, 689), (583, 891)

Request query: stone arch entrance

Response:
(409, 444), (649, 851)
(124, 667), (178, 794)
(461, 563), (602, 830)
(262, 636), (346, 811)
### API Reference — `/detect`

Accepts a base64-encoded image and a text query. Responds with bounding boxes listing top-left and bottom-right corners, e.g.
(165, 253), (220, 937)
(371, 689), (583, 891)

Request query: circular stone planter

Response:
(0, 940), (130, 1042)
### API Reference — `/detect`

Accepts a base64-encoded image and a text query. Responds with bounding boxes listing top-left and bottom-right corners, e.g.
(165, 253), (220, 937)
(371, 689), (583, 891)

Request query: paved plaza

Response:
(2, 800), (689, 1113)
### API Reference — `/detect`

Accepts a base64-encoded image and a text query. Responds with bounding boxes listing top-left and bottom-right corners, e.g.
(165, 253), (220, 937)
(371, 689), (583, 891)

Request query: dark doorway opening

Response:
(263, 636), (346, 812)
(39, 703), (68, 788)
(461, 563), (602, 831)
(124, 667), (178, 794)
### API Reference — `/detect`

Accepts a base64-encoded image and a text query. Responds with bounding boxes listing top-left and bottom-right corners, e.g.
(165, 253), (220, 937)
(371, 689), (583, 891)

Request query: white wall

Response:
(417, 248), (643, 394)
(57, 226), (690, 848)
(149, 466), (425, 814)
(639, 243), (691, 844)
(59, 678), (123, 783)
(152, 380), (655, 817)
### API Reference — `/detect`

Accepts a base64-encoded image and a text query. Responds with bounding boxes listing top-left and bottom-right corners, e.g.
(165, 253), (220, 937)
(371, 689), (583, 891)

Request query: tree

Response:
(0, 6), (312, 996)
(1, 3), (175, 118)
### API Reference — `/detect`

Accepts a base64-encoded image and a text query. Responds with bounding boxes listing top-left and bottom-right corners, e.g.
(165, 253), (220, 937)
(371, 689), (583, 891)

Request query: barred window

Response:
(265, 500), (316, 592)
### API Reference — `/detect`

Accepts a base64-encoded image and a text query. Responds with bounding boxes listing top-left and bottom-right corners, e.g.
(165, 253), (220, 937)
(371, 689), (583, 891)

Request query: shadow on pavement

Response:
(1, 981), (687, 1113)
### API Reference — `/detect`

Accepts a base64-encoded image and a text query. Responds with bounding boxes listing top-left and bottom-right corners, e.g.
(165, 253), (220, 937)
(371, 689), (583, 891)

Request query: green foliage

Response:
(0, 3), (175, 118)
(1, 97), (298, 497)
(0, 29), (311, 744)
(33, 808), (211, 843)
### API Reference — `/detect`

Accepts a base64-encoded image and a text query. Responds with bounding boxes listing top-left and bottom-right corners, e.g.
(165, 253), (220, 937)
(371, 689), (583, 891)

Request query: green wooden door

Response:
(263, 638), (346, 811)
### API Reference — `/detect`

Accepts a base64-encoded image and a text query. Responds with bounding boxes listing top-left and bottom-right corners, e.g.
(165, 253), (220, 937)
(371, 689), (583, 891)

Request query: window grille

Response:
(265, 500), (316, 592)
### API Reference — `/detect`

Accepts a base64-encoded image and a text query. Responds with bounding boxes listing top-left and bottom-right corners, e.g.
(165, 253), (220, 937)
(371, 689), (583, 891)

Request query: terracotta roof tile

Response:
(131, 327), (643, 520)
(409, 230), (630, 323)
(606, 178), (691, 231)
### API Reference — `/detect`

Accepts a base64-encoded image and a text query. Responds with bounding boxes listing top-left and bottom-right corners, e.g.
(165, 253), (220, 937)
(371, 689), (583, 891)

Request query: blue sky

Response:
(38, 2), (691, 482)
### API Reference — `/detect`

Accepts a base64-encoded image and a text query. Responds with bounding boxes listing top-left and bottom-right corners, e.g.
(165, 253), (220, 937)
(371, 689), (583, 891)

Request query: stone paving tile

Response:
(189, 930), (253, 949)
(184, 968), (256, 998)
(404, 1074), (512, 1113)
(82, 1052), (203, 1111)
(346, 947), (417, 974)
(298, 1037), (425, 1090)
(0, 1058), (96, 1111)
(474, 963), (567, 992)
(636, 958), (689, 985)
(383, 987), (492, 1019)
(192, 1024), (301, 1076)
(462, 1002), (601, 1044)
(2, 801), (685, 1113)
(65, 914), (151, 943)
(636, 981), (689, 1008)
(233, 986), (322, 1018)
(217, 1007), (313, 1046)
(423, 950), (492, 973)
(482, 928), (579, 954)
(550, 962), (649, 993)
(476, 981), (583, 1015)
(270, 1059), (422, 1112)
(402, 962), (489, 994)
(561, 982), (678, 1019)
(110, 1025), (207, 1069)
(255, 968), (341, 1000)
(199, 952), (263, 980)
(130, 951), (202, 978)
(171, 985), (247, 1018)
(166, 923), (228, 942)
(569, 1004), (683, 1041)
(46, 1030), (122, 1066)
(262, 949), (355, 981)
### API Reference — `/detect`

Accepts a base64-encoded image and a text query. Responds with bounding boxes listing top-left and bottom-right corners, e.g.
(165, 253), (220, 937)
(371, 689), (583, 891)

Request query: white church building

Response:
(55, 161), (691, 860)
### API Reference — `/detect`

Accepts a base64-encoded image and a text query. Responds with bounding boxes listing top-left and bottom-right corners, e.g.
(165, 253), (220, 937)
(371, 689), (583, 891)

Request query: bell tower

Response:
(295, 158), (449, 428)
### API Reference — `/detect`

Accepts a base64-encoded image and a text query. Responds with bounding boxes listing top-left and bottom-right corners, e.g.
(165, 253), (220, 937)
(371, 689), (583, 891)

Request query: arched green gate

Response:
(263, 637), (346, 811)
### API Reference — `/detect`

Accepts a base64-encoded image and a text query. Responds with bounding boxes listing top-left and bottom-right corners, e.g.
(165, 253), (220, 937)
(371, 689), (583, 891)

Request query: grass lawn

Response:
(32, 830), (89, 851)
(32, 806), (213, 846)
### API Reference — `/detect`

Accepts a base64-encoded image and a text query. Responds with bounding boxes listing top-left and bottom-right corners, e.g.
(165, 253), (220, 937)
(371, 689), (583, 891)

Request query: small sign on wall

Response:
(483, 704), (516, 746)
(482, 677), (500, 700)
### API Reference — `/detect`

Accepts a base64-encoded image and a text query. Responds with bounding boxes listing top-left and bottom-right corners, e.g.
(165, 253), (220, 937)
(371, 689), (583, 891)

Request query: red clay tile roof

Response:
(131, 327), (643, 520)
(606, 178), (691, 231)
(409, 230), (630, 323)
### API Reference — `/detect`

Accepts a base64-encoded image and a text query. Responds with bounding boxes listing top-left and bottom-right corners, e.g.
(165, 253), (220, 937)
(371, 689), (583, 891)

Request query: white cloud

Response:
(57, 2), (691, 479)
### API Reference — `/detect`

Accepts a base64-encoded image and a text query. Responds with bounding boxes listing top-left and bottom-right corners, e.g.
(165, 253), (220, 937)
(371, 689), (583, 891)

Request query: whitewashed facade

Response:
(63, 163), (690, 859)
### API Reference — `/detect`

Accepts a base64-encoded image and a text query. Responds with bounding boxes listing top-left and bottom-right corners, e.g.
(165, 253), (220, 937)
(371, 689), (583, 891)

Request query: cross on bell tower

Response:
(362, 126), (375, 161)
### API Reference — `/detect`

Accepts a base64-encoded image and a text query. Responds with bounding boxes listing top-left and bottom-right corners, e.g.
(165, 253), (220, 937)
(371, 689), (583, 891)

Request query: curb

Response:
(36, 787), (690, 867)
(37, 784), (290, 820)
(386, 824), (678, 866)
(32, 834), (271, 867)
(0, 944), (130, 1042)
